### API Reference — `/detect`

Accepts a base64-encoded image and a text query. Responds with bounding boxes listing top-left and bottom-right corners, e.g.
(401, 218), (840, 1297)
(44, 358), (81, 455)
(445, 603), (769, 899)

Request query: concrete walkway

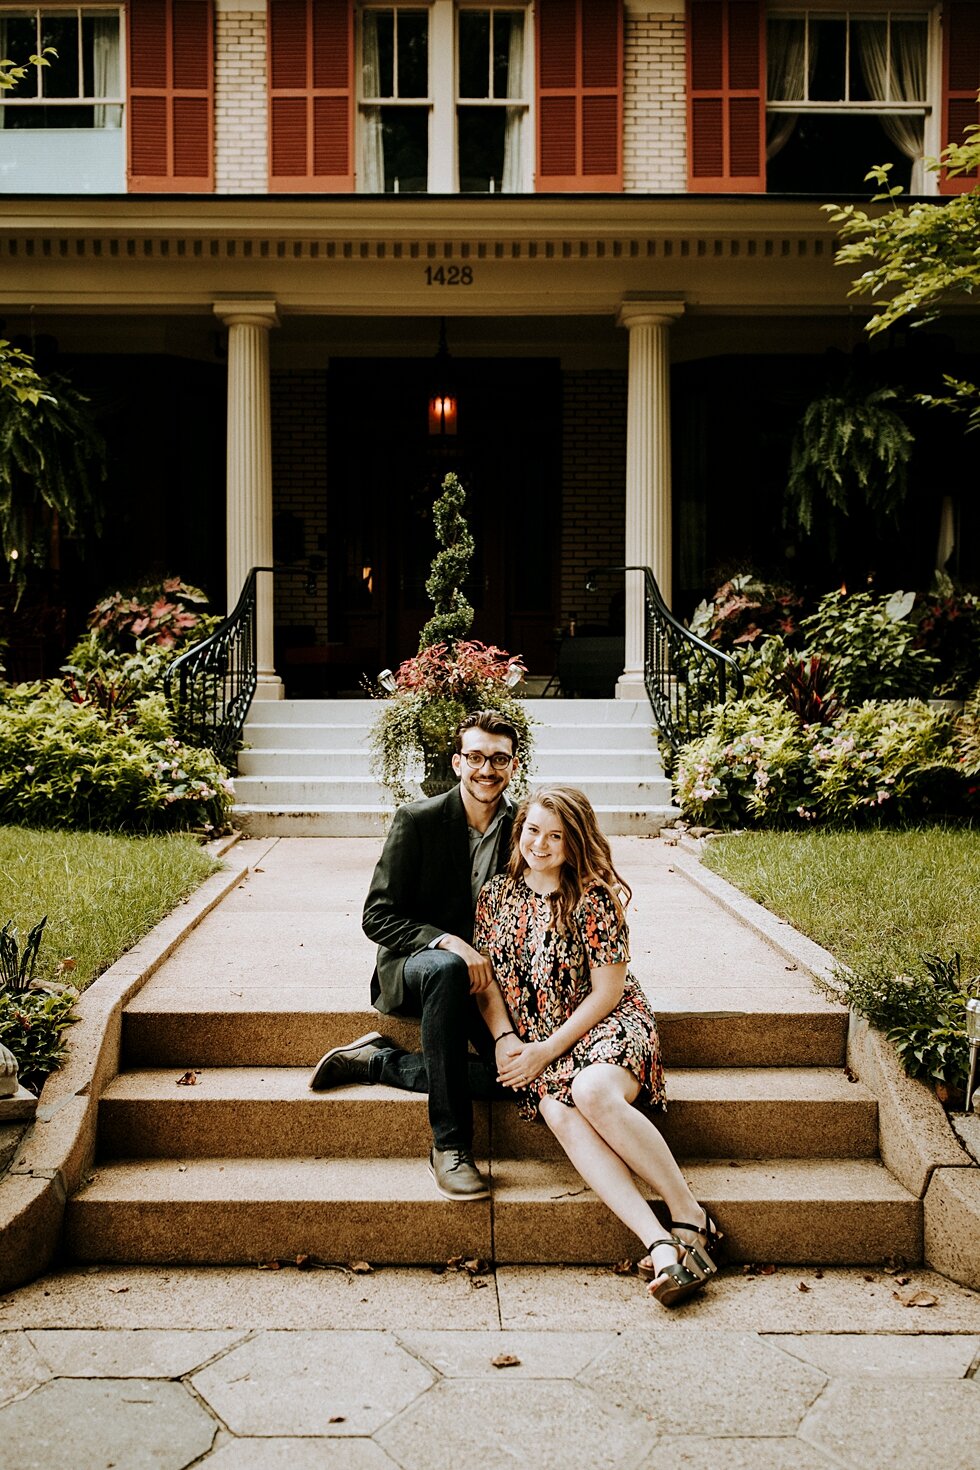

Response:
(1, 834), (979, 1467)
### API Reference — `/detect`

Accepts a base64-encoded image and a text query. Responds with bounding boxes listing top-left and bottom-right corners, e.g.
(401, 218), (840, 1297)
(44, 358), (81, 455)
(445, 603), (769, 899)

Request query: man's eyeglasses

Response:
(460, 751), (514, 771)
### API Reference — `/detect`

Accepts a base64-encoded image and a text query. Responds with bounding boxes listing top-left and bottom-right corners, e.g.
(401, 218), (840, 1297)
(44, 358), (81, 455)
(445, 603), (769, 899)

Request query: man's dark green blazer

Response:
(362, 785), (513, 1015)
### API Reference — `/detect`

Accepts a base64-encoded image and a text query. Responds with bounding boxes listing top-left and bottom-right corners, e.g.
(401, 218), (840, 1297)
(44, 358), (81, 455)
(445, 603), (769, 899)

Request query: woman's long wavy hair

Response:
(506, 786), (632, 929)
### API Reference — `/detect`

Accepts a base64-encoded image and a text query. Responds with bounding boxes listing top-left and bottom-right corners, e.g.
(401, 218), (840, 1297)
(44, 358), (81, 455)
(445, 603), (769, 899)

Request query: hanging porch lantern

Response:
(428, 319), (458, 436)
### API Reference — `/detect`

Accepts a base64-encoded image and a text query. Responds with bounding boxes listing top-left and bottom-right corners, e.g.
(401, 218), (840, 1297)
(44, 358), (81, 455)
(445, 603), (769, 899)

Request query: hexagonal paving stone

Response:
(799, 1378), (980, 1470)
(642, 1437), (837, 1470)
(27, 1329), (245, 1378)
(201, 1439), (399, 1469)
(0, 1378), (216, 1470)
(0, 1333), (51, 1410)
(582, 1332), (827, 1438)
(396, 1329), (617, 1378)
(375, 1378), (656, 1470)
(191, 1331), (434, 1437)
(766, 1333), (980, 1380)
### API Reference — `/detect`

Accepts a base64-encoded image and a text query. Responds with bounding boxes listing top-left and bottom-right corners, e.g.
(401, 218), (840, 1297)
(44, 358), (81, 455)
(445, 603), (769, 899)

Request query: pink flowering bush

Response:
(391, 640), (525, 700)
(85, 577), (215, 653)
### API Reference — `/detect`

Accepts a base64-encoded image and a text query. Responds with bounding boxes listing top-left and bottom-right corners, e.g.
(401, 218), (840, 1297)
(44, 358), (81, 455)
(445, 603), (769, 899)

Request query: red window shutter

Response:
(536, 0), (623, 191)
(940, 1), (980, 195)
(269, 0), (353, 192)
(128, 0), (214, 192)
(686, 0), (764, 193)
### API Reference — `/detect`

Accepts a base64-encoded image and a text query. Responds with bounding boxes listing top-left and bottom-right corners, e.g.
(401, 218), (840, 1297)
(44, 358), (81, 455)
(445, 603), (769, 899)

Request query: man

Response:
(309, 709), (519, 1201)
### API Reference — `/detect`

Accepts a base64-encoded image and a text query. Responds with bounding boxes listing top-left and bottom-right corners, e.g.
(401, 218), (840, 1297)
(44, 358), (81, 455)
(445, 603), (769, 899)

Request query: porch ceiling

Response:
(0, 195), (890, 318)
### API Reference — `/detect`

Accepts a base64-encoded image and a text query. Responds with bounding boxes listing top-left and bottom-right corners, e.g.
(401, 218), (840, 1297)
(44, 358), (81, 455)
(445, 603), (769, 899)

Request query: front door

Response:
(326, 355), (560, 677)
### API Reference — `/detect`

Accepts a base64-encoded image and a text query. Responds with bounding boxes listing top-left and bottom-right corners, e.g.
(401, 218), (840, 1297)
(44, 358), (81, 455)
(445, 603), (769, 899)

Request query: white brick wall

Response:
(624, 11), (688, 194)
(215, 7), (268, 194)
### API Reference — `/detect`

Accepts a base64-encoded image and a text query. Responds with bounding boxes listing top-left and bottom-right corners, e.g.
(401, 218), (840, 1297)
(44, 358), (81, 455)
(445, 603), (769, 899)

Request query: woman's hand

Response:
(496, 1038), (552, 1090)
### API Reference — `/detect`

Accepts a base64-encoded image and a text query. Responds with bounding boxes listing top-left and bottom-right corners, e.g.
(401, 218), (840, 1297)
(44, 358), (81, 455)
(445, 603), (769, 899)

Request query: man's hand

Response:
(438, 935), (494, 993)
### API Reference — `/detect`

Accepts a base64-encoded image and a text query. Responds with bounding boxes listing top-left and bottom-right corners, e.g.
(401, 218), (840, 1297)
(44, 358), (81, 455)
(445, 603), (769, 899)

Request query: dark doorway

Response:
(326, 355), (561, 677)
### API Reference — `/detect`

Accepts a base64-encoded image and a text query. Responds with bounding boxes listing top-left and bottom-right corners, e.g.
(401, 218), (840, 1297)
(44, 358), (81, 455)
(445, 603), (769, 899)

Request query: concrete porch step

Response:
(64, 1154), (921, 1267)
(231, 803), (679, 838)
(238, 747), (668, 779)
(121, 998), (849, 1071)
(96, 1067), (880, 1162)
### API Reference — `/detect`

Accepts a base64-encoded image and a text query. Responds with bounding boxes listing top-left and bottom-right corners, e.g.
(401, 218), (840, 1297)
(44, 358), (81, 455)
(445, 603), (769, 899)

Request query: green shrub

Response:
(806, 701), (958, 823)
(913, 588), (980, 699)
(0, 685), (233, 833)
(674, 692), (810, 826)
(0, 985), (77, 1094)
(817, 952), (976, 1092)
(800, 589), (938, 705)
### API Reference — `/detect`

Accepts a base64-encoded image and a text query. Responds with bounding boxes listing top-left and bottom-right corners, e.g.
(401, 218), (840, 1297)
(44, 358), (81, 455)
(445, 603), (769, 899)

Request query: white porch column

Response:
(615, 299), (685, 700)
(213, 298), (282, 699)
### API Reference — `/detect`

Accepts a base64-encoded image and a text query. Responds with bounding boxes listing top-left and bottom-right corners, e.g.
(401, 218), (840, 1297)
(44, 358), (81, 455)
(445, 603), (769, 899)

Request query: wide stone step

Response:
(96, 1068), (879, 1162)
(243, 724), (657, 753)
(65, 1155), (921, 1267)
(238, 747), (667, 779)
(233, 803), (678, 838)
(233, 773), (674, 803)
(122, 999), (848, 1071)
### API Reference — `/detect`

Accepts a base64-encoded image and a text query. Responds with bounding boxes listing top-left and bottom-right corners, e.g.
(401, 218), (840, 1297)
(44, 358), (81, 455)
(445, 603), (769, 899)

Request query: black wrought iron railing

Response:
(164, 566), (270, 767)
(586, 565), (744, 749)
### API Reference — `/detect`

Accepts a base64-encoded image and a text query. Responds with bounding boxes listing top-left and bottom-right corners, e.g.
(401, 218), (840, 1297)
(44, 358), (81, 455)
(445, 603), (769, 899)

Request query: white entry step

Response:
(234, 697), (678, 837)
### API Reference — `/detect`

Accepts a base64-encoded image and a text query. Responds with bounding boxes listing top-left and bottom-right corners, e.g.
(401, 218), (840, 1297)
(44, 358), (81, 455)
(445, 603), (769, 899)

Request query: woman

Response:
(473, 786), (722, 1306)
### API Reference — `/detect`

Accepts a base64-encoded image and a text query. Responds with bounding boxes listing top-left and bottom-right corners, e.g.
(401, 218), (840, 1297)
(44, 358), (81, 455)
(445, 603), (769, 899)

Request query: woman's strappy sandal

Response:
(670, 1206), (724, 1277)
(638, 1205), (723, 1285)
(643, 1237), (711, 1308)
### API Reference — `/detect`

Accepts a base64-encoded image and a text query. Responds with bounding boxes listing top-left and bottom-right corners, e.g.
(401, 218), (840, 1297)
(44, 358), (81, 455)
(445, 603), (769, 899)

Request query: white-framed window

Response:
(357, 0), (531, 194)
(766, 4), (940, 195)
(0, 5), (123, 130)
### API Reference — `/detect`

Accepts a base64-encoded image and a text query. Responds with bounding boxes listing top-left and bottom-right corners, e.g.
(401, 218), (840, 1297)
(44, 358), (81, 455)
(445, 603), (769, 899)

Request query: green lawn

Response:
(701, 827), (980, 979)
(0, 828), (221, 991)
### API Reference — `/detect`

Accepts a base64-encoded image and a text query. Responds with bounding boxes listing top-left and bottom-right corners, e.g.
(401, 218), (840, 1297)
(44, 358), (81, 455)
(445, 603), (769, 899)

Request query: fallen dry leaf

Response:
(612, 1259), (636, 1276)
(491, 1354), (521, 1369)
(784, 963), (798, 972)
(175, 1071), (200, 1086)
(349, 1260), (374, 1274)
(108, 1286), (129, 1294)
(295, 1254), (313, 1271)
(814, 1270), (824, 1280)
(55, 957), (76, 974)
(463, 1258), (489, 1276)
(471, 1279), (489, 1289)
(328, 1415), (345, 1424)
(258, 1260), (281, 1271)
(894, 1289), (938, 1308)
(863, 1274), (876, 1283)
(843, 1066), (858, 1083)
(760, 1264), (777, 1276)
(894, 1274), (911, 1286)
(741, 1263), (757, 1276)
(796, 1282), (811, 1293)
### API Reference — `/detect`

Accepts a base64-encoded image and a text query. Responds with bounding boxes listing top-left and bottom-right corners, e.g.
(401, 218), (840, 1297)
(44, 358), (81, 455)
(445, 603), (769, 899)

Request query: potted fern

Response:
(369, 472), (532, 804)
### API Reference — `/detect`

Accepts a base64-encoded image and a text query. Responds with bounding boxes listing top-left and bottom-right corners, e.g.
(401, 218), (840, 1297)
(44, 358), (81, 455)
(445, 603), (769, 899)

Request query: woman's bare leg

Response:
(537, 1094), (672, 1252)
(568, 1063), (703, 1233)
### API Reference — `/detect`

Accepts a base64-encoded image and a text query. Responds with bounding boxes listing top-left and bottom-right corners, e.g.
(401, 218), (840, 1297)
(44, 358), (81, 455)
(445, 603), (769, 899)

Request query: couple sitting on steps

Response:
(310, 709), (722, 1307)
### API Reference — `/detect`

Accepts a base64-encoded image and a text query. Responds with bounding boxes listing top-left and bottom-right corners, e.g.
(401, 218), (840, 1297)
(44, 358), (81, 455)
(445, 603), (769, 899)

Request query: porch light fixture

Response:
(504, 662), (524, 689)
(428, 318), (458, 436)
(378, 668), (398, 693)
(966, 995), (980, 1113)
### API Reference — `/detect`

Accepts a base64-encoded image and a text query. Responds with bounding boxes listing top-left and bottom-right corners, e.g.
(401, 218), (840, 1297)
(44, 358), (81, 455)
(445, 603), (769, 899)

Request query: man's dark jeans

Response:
(370, 948), (500, 1151)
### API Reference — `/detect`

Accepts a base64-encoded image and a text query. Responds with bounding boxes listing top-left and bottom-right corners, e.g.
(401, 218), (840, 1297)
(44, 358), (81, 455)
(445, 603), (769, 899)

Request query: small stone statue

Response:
(0, 1041), (18, 1098)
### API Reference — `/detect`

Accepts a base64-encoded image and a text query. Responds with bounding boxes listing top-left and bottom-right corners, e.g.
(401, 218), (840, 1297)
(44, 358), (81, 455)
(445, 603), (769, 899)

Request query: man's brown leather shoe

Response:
(309, 1032), (393, 1090)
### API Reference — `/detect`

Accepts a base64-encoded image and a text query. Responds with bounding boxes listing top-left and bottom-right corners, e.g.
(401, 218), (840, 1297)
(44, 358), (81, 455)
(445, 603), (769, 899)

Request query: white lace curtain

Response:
(766, 18), (808, 160)
(360, 12), (387, 192)
(857, 21), (927, 194)
(0, 15), (120, 130)
(500, 12), (525, 193)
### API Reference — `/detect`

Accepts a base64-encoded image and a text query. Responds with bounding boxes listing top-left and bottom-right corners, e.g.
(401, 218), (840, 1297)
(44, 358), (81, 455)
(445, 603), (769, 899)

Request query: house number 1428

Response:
(425, 266), (474, 285)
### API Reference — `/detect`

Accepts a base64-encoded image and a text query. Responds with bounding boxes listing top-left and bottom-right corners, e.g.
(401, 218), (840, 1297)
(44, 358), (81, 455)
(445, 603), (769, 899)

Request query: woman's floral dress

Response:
(473, 873), (666, 1122)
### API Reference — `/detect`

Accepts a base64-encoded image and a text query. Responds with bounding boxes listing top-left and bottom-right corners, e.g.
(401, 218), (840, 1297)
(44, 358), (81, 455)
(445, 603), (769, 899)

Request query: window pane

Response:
(494, 11), (523, 99)
(850, 19), (884, 103)
(4, 102), (101, 127)
(40, 14), (81, 98)
(397, 9), (428, 98)
(82, 14), (120, 98)
(766, 17), (805, 101)
(0, 14), (38, 85)
(891, 20), (927, 102)
(459, 10), (489, 98)
(380, 105), (427, 190)
(809, 18), (847, 102)
(364, 10), (394, 97)
(458, 104), (505, 191)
